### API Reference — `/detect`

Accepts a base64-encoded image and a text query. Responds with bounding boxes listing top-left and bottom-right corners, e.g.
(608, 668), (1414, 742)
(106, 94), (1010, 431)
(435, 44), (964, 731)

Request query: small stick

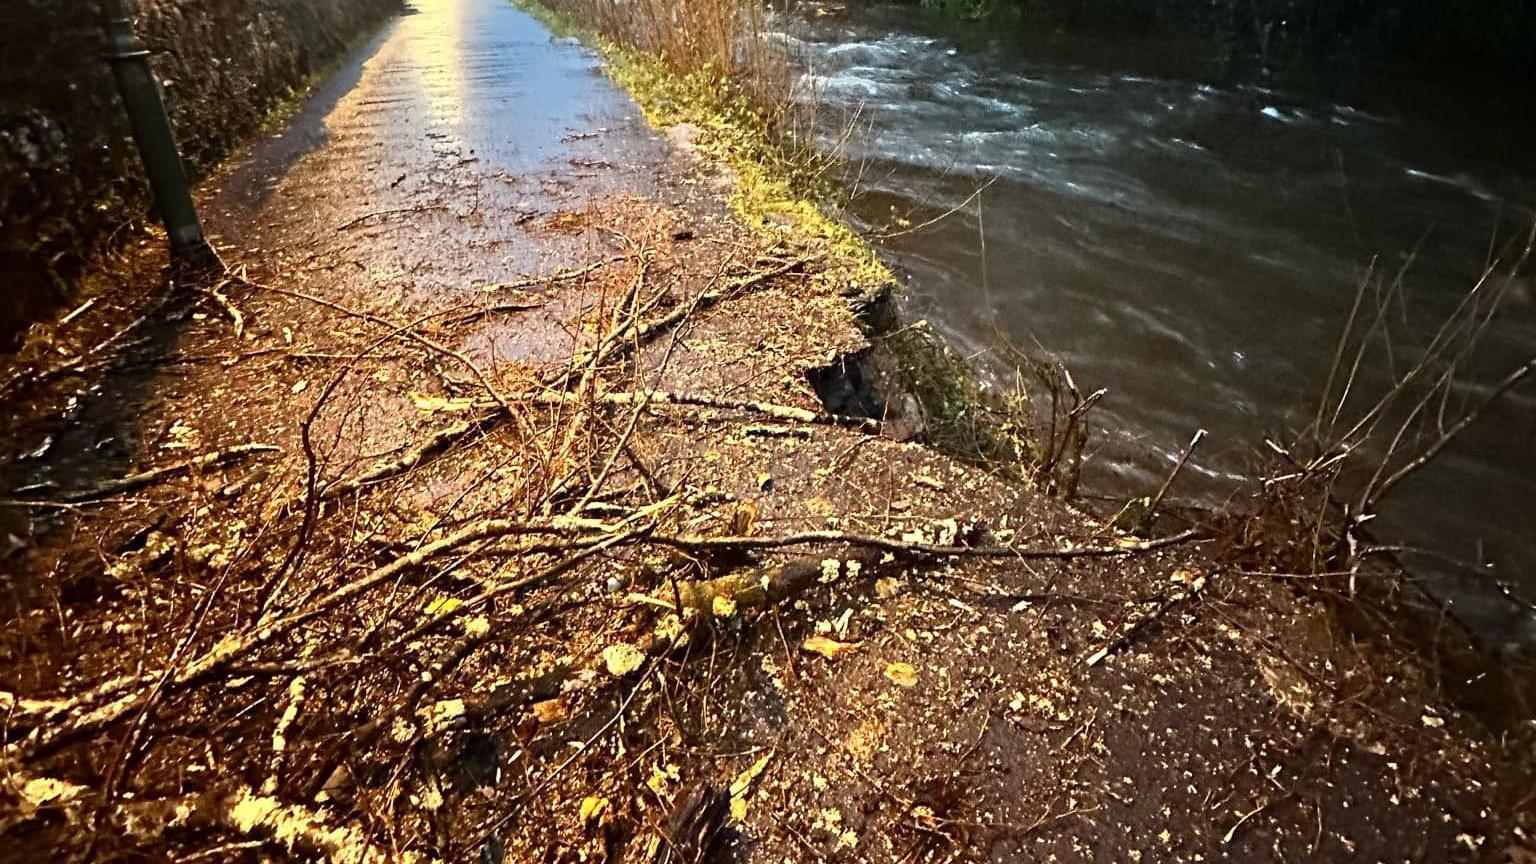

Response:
(476, 253), (632, 293)
(1144, 428), (1207, 524)
(443, 300), (546, 325)
(193, 280), (247, 337)
(1222, 794), (1293, 845)
(334, 204), (449, 232)
(1083, 571), (1210, 668)
(60, 298), (98, 325)
(318, 411), (502, 502)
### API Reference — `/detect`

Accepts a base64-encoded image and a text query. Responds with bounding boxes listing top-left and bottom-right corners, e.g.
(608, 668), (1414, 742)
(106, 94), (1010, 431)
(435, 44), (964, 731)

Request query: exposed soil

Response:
(0, 1), (1530, 862)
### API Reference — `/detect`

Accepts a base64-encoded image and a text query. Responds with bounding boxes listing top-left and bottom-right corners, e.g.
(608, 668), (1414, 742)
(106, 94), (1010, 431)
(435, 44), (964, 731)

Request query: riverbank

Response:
(0, 1), (1530, 861)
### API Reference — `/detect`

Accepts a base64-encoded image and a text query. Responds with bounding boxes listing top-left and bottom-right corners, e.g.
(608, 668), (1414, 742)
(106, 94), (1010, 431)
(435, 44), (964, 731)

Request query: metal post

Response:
(100, 0), (221, 274)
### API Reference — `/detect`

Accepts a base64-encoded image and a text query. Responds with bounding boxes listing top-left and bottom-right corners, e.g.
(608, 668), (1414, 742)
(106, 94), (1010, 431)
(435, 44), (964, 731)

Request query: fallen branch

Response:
(9, 444), (281, 504)
(255, 256), (820, 501)
(231, 274), (526, 428)
(477, 254), (631, 293)
(2, 515), (627, 757)
(4, 517), (1195, 754)
(523, 389), (881, 434)
(645, 527), (1202, 561)
(319, 411), (502, 502)
(341, 529), (643, 754)
(1, 768), (437, 864)
(655, 548), (885, 615)
(629, 256), (813, 349)
(334, 205), (448, 232)
(394, 388), (879, 437)
(443, 299), (547, 325)
(1144, 428), (1207, 524)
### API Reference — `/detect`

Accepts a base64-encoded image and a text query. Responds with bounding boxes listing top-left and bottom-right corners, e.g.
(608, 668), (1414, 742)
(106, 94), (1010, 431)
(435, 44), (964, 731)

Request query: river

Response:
(772, 2), (1536, 642)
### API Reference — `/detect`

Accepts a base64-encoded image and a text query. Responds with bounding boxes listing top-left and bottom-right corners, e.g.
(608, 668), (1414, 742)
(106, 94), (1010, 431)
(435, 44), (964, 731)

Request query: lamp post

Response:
(100, 0), (221, 275)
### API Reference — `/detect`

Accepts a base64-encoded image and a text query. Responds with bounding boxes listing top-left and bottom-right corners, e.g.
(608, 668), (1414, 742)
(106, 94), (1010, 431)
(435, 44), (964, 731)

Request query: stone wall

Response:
(0, 0), (402, 347)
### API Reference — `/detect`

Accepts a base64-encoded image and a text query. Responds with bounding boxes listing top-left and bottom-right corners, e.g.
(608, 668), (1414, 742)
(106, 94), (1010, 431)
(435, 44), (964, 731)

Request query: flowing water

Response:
(774, 3), (1536, 641)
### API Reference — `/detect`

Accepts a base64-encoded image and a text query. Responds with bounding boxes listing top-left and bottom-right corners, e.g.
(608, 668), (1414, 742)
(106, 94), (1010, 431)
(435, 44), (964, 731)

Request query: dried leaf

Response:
(423, 698), (465, 733)
(646, 762), (679, 797)
(802, 635), (859, 660)
(729, 500), (758, 535)
(832, 609), (854, 637)
(602, 643), (645, 677)
(727, 753), (773, 822)
(729, 753), (773, 799)
(20, 776), (79, 809)
(712, 595), (739, 619)
(533, 698), (567, 724)
(579, 795), (609, 825)
(883, 661), (918, 688)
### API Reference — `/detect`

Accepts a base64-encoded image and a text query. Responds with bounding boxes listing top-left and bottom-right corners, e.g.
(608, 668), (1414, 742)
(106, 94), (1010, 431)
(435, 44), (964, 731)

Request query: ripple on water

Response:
(1259, 105), (1310, 123)
(1404, 168), (1504, 203)
(778, 6), (1536, 633)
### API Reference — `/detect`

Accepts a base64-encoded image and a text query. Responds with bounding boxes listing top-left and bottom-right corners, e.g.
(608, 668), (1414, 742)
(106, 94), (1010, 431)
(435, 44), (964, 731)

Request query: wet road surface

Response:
(203, 0), (671, 296)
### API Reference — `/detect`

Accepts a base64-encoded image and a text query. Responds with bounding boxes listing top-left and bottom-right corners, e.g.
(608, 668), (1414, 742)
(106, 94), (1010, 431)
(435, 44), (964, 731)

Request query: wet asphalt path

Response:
(122, 0), (699, 491)
(201, 0), (670, 295)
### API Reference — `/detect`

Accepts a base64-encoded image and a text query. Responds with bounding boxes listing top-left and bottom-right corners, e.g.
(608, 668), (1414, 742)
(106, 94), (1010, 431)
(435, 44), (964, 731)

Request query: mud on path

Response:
(0, 0), (1530, 861)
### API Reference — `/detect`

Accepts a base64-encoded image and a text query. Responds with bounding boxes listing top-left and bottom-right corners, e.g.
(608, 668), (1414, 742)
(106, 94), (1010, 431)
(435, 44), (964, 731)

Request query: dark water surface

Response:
(774, 4), (1536, 641)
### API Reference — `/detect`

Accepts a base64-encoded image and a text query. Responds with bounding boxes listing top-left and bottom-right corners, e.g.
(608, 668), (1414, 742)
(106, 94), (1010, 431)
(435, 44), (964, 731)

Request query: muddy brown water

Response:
(775, 3), (1536, 644)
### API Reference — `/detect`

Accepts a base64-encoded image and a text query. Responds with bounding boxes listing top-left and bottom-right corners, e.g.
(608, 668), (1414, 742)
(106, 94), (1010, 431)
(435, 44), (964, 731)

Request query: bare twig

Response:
(1361, 358), (1536, 512)
(1144, 429), (1208, 524)
(14, 444), (280, 503)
